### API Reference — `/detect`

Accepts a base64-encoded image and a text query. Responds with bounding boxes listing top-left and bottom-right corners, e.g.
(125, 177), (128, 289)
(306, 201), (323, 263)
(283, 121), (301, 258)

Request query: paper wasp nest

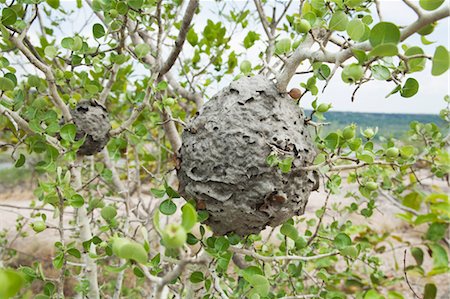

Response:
(70, 100), (111, 156)
(177, 75), (318, 235)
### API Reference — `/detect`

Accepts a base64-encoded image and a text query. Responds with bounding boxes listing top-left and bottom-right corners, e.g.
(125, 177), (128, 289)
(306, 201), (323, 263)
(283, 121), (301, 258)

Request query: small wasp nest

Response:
(70, 100), (111, 156)
(177, 75), (318, 236)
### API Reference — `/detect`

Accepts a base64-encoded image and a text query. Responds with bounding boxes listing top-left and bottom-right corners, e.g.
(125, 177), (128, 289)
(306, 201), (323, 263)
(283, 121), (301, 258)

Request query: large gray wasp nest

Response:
(70, 100), (111, 156)
(177, 75), (318, 236)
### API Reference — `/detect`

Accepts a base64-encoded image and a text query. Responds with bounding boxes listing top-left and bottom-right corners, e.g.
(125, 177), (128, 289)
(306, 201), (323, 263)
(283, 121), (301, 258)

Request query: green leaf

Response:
(387, 291), (404, 299)
(53, 253), (64, 269)
(278, 157), (293, 173)
(424, 283), (437, 299)
(403, 192), (423, 211)
(67, 248), (81, 258)
(347, 19), (365, 41)
(156, 80), (168, 91)
(431, 46), (449, 76)
(369, 22), (401, 47)
(428, 243), (449, 270)
(1, 8), (17, 26)
(61, 37), (74, 49)
(14, 154), (25, 168)
(340, 245), (358, 258)
(115, 240), (148, 264)
(426, 222), (447, 241)
(60, 124), (77, 141)
(44, 46), (57, 59)
(46, 0), (60, 9)
(329, 10), (348, 31)
(72, 36), (83, 51)
(334, 232), (352, 249)
(0, 268), (24, 299)
(421, 35), (435, 45)
(101, 205), (117, 221)
(190, 271), (204, 283)
(151, 188), (166, 198)
(280, 223), (299, 240)
(419, 0), (444, 10)
(135, 43), (150, 59)
(69, 194), (85, 208)
(405, 46), (426, 72)
(369, 44), (398, 57)
(128, 0), (143, 10)
(411, 247), (424, 265)
(0, 77), (15, 91)
(214, 236), (230, 251)
(181, 203), (197, 231)
(92, 23), (105, 39)
(324, 132), (340, 150)
(243, 31), (260, 49)
(243, 273), (270, 297)
(159, 199), (177, 215)
(400, 78), (419, 98)
(187, 28), (198, 46)
(371, 65), (390, 80)
(364, 289), (384, 299)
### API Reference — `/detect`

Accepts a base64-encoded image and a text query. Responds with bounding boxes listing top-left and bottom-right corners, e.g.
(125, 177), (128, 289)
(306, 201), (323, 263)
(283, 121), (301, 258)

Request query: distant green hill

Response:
(305, 110), (448, 139)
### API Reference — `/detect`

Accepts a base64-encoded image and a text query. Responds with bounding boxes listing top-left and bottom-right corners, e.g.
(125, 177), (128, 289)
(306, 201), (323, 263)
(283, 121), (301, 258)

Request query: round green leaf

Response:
(44, 46), (57, 59)
(128, 0), (143, 10)
(0, 268), (25, 299)
(135, 43), (150, 59)
(334, 232), (351, 249)
(275, 38), (291, 55)
(371, 64), (390, 80)
(92, 23), (105, 39)
(280, 223), (299, 240)
(400, 78), (419, 98)
(114, 239), (148, 264)
(190, 271), (204, 283)
(46, 0), (60, 9)
(369, 43), (398, 57)
(240, 60), (252, 74)
(347, 19), (365, 41)
(243, 274), (270, 297)
(101, 205), (117, 220)
(72, 36), (83, 51)
(424, 283), (437, 299)
(60, 123), (77, 141)
(405, 46), (426, 72)
(61, 37), (74, 49)
(181, 203), (197, 231)
(69, 194), (85, 208)
(159, 199), (176, 215)
(369, 22), (401, 47)
(364, 289), (384, 299)
(1, 8), (17, 26)
(0, 77), (15, 91)
(419, 0), (444, 10)
(329, 10), (349, 32)
(431, 45), (449, 76)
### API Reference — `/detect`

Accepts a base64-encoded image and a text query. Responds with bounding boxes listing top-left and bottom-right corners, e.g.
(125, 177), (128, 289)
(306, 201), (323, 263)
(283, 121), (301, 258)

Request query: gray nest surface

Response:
(177, 75), (318, 236)
(70, 100), (111, 156)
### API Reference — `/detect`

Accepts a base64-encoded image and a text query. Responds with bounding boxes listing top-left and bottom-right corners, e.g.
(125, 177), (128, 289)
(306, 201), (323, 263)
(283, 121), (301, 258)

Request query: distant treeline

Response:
(305, 110), (448, 139)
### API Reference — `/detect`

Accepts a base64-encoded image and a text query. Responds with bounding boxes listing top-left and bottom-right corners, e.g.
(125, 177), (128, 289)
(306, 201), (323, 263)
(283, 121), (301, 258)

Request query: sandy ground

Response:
(0, 176), (449, 298)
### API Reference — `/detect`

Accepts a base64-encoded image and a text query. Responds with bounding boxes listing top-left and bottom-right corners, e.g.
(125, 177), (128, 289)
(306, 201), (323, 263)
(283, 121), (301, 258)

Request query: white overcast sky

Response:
(33, 1), (450, 114)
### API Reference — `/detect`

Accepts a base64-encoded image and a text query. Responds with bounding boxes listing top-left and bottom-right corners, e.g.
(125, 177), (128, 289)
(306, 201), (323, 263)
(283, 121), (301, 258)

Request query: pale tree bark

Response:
(71, 158), (99, 299)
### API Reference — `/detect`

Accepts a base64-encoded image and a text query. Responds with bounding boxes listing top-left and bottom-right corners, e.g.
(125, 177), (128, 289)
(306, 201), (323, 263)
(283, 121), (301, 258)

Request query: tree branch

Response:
(275, 4), (450, 92)
(158, 0), (199, 77)
(9, 36), (72, 122)
(229, 247), (338, 262)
